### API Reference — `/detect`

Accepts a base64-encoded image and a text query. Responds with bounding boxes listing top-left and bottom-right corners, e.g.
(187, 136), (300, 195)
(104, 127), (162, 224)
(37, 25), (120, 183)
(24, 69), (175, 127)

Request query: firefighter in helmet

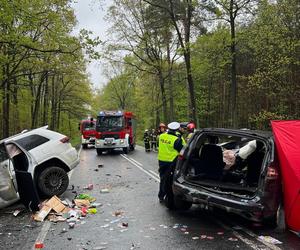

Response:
(186, 122), (196, 142)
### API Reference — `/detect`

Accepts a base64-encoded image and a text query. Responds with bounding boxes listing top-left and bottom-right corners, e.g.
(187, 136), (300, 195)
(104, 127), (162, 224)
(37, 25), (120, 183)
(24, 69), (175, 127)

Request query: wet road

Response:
(1, 146), (300, 250)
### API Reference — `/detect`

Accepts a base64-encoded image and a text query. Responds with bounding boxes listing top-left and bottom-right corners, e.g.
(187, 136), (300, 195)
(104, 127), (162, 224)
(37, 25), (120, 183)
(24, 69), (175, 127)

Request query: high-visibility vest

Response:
(158, 133), (179, 162)
(176, 132), (186, 146)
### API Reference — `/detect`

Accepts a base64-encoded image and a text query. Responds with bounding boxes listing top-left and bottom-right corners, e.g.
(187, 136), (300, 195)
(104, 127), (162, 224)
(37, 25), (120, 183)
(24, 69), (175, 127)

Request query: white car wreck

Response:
(0, 126), (79, 211)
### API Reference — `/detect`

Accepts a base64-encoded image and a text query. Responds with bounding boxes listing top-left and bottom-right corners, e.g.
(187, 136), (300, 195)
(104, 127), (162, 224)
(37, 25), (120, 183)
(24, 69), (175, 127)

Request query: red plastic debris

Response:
(34, 242), (44, 249)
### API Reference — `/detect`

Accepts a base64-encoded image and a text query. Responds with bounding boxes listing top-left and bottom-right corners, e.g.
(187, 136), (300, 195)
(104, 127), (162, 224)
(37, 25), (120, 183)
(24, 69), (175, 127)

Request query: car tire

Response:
(96, 149), (102, 155)
(123, 147), (129, 154)
(82, 144), (87, 149)
(173, 196), (192, 211)
(37, 167), (69, 198)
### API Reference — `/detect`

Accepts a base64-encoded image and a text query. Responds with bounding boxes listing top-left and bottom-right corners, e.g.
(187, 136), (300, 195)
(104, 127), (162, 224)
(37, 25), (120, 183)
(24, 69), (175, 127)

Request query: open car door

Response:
(5, 142), (40, 211)
(0, 142), (19, 209)
(271, 120), (300, 232)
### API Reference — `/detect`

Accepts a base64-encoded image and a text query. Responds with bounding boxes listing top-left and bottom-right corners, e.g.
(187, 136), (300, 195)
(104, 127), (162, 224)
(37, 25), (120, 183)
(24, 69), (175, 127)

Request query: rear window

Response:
(15, 134), (49, 151)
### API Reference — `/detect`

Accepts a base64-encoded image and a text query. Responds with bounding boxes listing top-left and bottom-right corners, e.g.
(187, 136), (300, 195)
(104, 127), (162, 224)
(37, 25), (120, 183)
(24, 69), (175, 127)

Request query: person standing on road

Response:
(186, 122), (196, 142)
(150, 129), (157, 152)
(157, 122), (183, 202)
(156, 123), (167, 149)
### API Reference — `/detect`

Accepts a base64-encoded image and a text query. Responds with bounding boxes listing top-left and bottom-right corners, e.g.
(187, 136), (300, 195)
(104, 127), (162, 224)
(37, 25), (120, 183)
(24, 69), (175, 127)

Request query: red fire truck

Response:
(95, 111), (136, 155)
(79, 118), (96, 149)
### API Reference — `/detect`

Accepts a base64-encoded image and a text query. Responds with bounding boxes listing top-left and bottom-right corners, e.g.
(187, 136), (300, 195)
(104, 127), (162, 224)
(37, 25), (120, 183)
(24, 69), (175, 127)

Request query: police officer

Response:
(157, 122), (183, 202)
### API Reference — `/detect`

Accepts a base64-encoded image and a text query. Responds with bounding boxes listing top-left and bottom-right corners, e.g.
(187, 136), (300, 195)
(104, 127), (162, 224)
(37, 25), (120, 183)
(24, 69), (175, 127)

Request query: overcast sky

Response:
(71, 0), (111, 88)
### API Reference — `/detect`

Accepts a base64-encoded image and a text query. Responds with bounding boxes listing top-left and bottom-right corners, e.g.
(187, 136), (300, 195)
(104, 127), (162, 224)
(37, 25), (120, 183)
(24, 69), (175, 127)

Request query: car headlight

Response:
(120, 139), (124, 144)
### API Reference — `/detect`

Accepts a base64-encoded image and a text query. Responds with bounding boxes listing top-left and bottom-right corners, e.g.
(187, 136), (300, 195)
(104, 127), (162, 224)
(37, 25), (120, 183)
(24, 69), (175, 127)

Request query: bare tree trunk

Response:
(158, 71), (168, 123)
(2, 64), (10, 137)
(42, 72), (49, 126)
(50, 76), (57, 130)
(229, 2), (237, 127)
(167, 43), (174, 121)
(12, 78), (20, 134)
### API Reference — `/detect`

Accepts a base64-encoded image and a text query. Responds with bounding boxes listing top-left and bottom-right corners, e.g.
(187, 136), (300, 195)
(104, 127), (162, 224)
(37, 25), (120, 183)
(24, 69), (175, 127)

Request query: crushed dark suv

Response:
(168, 128), (284, 227)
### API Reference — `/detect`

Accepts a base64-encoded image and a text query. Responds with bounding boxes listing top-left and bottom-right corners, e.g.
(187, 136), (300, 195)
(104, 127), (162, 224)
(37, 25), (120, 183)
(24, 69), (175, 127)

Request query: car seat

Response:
(197, 144), (226, 180)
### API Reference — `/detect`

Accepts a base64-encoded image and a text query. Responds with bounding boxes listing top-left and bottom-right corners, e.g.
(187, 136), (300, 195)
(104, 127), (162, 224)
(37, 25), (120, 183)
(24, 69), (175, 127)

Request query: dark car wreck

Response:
(167, 128), (284, 228)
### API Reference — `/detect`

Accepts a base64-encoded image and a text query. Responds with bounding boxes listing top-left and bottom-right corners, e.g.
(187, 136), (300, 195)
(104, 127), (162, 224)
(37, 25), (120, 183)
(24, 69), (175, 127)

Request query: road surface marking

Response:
(31, 221), (51, 250)
(120, 154), (160, 182)
(149, 169), (159, 178)
(128, 157), (143, 166)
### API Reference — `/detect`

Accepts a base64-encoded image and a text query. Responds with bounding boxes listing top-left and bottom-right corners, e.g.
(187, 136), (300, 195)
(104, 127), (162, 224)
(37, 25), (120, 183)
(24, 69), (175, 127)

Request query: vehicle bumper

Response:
(173, 180), (264, 222)
(95, 139), (128, 149)
(82, 137), (96, 145)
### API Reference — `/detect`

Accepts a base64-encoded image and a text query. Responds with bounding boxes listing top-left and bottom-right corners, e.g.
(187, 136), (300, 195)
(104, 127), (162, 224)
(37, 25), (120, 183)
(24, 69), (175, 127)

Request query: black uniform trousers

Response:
(158, 159), (176, 200)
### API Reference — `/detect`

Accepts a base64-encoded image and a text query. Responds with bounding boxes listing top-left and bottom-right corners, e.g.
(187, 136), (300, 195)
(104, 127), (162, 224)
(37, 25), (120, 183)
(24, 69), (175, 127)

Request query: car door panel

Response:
(5, 142), (40, 211)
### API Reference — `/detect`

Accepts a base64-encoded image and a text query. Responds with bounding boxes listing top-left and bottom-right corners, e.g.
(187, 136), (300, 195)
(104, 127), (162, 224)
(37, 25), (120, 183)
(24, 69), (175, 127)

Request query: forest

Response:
(0, 0), (299, 142)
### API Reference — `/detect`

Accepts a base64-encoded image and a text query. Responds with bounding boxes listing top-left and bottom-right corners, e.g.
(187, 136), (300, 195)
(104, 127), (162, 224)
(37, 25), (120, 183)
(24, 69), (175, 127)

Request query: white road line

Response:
(128, 157), (143, 166)
(214, 220), (267, 249)
(149, 169), (159, 178)
(241, 227), (282, 250)
(32, 146), (82, 249)
(31, 221), (51, 250)
(120, 154), (160, 182)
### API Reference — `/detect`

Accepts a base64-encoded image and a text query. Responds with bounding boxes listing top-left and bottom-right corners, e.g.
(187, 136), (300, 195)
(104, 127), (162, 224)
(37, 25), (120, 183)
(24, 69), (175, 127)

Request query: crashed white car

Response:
(0, 126), (79, 210)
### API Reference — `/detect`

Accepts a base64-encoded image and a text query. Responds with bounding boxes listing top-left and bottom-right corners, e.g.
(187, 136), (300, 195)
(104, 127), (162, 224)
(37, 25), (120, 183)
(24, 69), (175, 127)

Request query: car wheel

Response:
(123, 147), (129, 154)
(174, 196), (192, 210)
(82, 144), (87, 149)
(37, 167), (69, 197)
(96, 149), (102, 155)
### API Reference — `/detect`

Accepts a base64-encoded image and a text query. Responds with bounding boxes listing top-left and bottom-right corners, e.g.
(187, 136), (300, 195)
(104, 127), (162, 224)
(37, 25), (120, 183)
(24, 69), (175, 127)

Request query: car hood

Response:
(272, 120), (300, 231)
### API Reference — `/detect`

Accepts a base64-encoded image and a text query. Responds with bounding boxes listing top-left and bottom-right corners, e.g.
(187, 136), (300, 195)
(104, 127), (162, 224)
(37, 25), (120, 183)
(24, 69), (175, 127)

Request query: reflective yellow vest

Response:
(158, 133), (179, 162)
(176, 132), (186, 146)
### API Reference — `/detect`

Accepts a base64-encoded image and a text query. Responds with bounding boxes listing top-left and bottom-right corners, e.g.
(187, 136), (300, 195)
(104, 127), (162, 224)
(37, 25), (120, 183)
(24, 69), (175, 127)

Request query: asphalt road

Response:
(0, 145), (300, 250)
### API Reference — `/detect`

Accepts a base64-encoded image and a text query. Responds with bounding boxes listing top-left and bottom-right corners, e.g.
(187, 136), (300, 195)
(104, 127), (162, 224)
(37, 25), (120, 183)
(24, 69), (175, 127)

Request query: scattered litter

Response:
(87, 208), (97, 214)
(76, 194), (96, 202)
(110, 218), (121, 224)
(228, 237), (238, 242)
(207, 236), (214, 240)
(93, 247), (106, 250)
(200, 235), (207, 239)
(34, 242), (44, 249)
(217, 231), (224, 235)
(115, 175), (122, 178)
(67, 237), (72, 241)
(192, 237), (199, 240)
(90, 202), (102, 208)
(163, 226), (168, 229)
(113, 210), (124, 217)
(120, 229), (128, 233)
(101, 224), (110, 228)
(100, 189), (110, 193)
(94, 169), (99, 172)
(109, 228), (114, 231)
(184, 232), (189, 235)
(74, 199), (90, 208)
(180, 228), (187, 232)
(13, 209), (22, 217)
(258, 236), (282, 245)
(98, 164), (104, 168)
(83, 184), (93, 190)
(68, 223), (75, 229)
(122, 222), (128, 227)
(61, 228), (68, 233)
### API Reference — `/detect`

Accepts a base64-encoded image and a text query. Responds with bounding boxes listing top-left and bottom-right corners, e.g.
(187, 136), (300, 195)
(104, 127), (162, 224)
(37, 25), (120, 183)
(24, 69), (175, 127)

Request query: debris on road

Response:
(100, 189), (110, 193)
(13, 209), (23, 217)
(98, 164), (104, 168)
(258, 236), (282, 245)
(228, 237), (238, 242)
